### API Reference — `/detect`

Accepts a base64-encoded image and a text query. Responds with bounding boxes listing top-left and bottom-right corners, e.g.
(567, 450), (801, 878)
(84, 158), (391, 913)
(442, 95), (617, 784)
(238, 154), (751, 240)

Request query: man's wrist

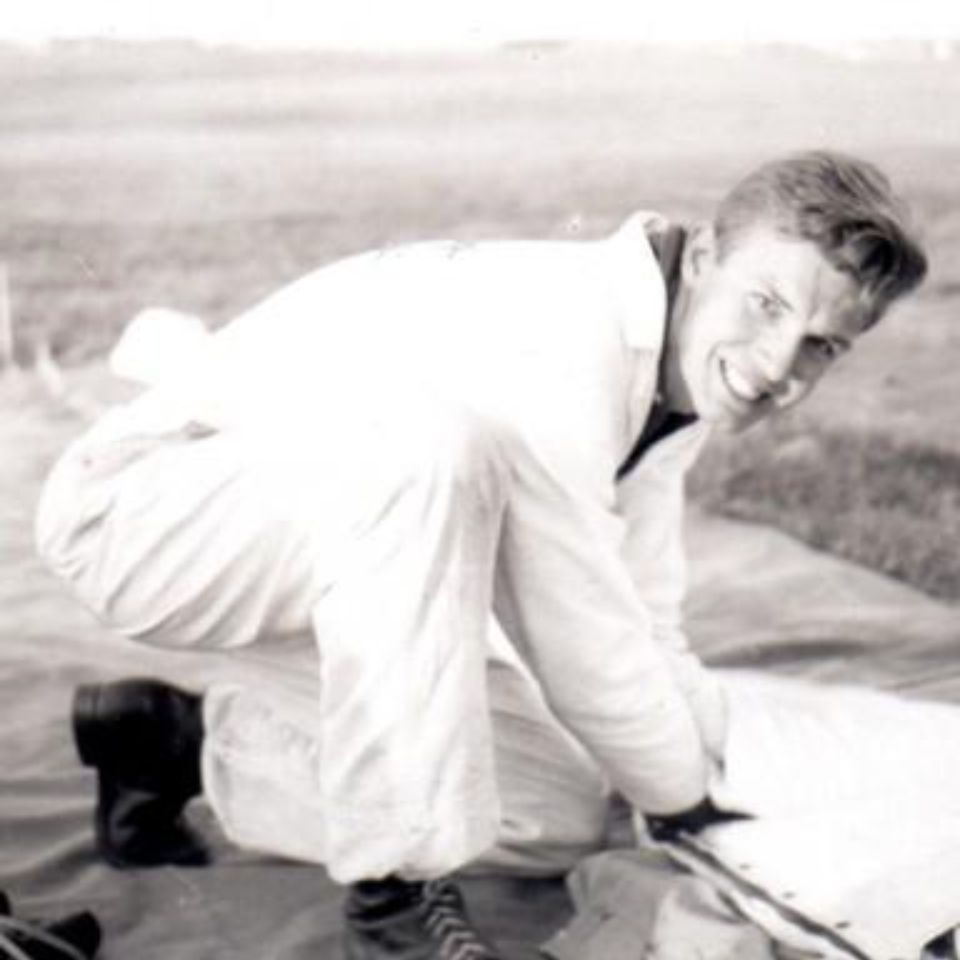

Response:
(645, 797), (748, 841)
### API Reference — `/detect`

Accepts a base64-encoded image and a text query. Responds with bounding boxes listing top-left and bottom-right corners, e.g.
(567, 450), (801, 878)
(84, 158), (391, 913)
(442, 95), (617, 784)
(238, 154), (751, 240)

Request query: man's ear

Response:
(681, 222), (718, 285)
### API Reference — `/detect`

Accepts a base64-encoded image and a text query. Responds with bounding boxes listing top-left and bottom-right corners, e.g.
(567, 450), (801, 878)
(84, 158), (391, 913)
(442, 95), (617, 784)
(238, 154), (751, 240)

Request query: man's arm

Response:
(615, 423), (728, 761)
(416, 238), (718, 817)
(490, 422), (712, 817)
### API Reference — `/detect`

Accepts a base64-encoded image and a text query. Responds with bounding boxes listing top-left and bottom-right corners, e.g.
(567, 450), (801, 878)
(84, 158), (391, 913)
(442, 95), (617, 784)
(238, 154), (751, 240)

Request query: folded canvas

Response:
(667, 671), (960, 960)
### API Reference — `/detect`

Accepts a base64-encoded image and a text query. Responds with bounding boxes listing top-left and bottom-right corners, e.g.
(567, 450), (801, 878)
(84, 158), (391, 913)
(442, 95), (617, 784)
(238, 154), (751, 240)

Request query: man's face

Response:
(664, 224), (874, 433)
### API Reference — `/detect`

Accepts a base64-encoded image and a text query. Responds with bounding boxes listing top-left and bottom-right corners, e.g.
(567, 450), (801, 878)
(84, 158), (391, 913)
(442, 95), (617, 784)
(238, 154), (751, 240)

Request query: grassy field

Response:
(2, 40), (960, 597)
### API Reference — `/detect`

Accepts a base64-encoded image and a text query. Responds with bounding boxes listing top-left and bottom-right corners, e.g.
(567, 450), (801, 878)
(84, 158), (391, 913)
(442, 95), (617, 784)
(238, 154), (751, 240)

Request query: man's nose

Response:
(754, 329), (802, 392)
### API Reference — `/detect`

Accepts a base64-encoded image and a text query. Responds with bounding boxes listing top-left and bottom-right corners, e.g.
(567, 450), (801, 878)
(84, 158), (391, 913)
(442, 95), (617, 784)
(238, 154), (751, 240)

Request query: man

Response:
(36, 150), (927, 960)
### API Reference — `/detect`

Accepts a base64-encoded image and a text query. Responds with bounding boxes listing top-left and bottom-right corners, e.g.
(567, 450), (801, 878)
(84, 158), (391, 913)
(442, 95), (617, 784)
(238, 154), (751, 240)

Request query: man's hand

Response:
(645, 797), (750, 843)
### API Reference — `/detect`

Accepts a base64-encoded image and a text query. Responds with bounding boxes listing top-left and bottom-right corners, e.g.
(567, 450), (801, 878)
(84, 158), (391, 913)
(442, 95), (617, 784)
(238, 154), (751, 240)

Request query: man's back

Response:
(124, 222), (669, 498)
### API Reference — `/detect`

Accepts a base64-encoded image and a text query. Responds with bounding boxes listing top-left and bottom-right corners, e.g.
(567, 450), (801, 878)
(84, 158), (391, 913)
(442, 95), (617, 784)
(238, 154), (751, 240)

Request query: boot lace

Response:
(420, 880), (499, 960)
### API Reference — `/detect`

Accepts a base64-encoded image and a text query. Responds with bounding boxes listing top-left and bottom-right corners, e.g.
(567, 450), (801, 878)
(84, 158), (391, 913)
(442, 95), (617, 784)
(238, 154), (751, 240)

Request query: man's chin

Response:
(696, 375), (772, 434)
(705, 400), (770, 434)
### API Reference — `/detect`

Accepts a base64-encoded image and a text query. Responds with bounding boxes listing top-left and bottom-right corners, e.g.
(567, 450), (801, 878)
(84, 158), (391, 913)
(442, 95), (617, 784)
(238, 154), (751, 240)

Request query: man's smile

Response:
(718, 357), (770, 406)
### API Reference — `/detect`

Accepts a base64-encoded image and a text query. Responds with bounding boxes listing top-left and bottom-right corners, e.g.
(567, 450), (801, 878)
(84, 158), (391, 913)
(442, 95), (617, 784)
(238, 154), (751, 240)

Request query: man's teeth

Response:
(722, 362), (765, 403)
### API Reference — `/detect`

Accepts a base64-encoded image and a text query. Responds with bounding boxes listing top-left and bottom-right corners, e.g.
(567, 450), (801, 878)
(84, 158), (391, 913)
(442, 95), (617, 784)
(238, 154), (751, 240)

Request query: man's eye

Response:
(749, 292), (781, 318)
(807, 336), (840, 360)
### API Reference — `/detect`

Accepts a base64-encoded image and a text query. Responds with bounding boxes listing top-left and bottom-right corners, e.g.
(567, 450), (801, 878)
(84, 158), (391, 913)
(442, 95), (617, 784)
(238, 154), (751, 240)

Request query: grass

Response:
(2, 39), (960, 599)
(690, 414), (960, 599)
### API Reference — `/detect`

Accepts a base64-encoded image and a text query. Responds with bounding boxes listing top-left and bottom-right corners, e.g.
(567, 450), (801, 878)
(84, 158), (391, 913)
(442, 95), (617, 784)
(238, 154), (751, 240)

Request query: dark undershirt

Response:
(615, 403), (698, 481)
(616, 222), (698, 482)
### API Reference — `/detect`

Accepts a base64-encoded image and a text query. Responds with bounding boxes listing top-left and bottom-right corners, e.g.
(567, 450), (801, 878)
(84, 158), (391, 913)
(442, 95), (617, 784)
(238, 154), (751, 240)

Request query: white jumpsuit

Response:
(36, 213), (724, 883)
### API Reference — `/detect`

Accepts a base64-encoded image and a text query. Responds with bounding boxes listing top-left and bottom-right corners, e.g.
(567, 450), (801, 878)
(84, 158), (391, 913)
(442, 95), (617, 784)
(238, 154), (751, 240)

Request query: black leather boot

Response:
(72, 678), (208, 868)
(343, 877), (502, 960)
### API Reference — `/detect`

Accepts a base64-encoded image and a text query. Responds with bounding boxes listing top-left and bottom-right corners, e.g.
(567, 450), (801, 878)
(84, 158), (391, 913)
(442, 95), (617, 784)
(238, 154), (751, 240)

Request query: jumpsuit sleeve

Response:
(492, 421), (711, 815)
(475, 282), (712, 814)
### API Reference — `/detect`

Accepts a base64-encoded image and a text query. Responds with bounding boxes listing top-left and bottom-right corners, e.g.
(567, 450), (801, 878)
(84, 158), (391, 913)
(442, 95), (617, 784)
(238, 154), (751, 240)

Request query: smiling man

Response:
(665, 159), (918, 434)
(37, 150), (926, 960)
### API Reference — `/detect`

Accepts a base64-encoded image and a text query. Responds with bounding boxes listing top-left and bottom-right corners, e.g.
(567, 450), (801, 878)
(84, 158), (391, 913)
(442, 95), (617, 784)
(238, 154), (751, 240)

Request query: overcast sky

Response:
(3, 0), (960, 48)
